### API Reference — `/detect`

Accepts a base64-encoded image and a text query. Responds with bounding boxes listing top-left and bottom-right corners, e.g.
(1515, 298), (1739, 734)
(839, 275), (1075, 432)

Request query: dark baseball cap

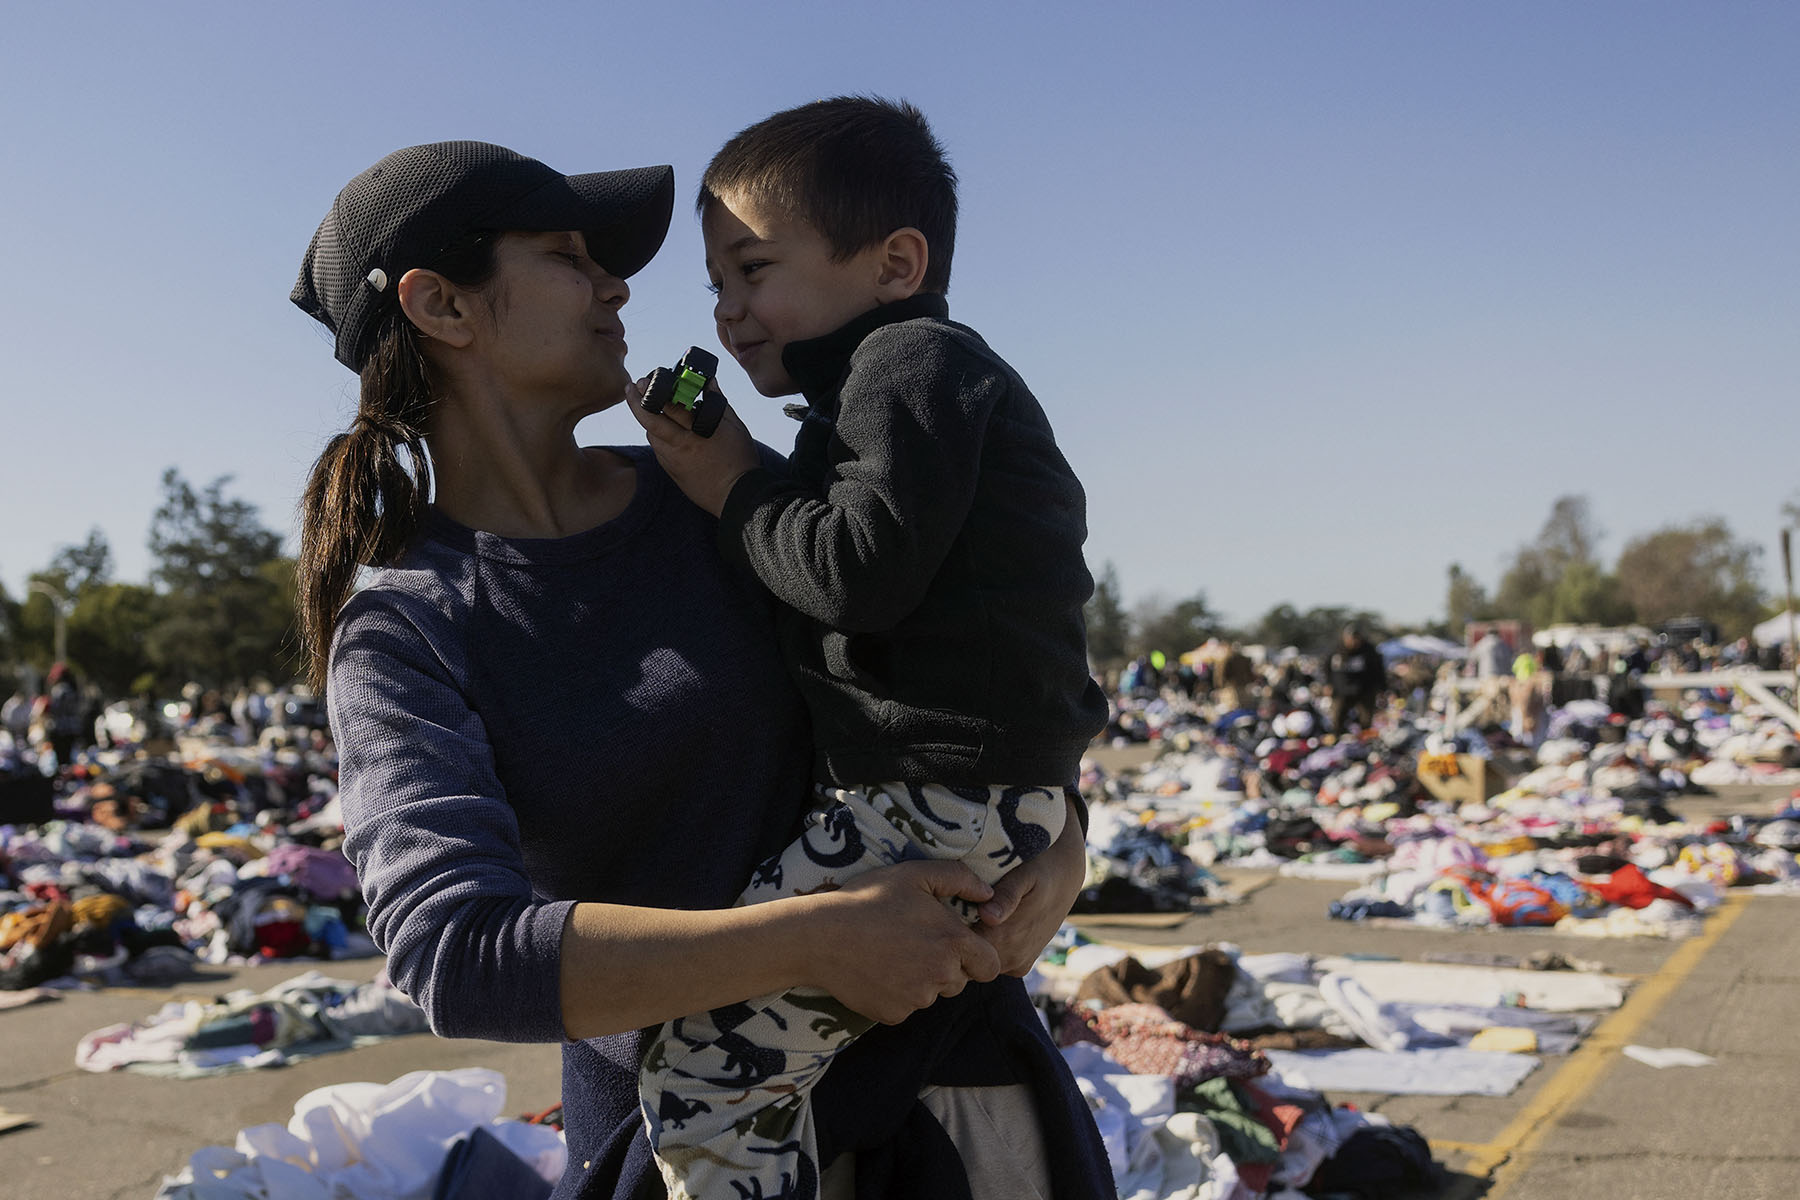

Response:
(292, 141), (675, 371)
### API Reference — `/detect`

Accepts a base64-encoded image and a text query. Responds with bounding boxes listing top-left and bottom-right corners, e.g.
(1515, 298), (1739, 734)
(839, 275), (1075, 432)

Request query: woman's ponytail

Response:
(295, 314), (436, 692)
(294, 230), (500, 693)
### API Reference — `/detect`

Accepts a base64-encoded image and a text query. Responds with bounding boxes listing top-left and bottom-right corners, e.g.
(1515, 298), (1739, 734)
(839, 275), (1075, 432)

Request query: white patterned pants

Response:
(639, 781), (1067, 1200)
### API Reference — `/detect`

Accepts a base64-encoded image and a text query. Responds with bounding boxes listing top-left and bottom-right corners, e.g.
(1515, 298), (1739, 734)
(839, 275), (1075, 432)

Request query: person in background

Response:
(1327, 625), (1386, 733)
(33, 663), (85, 767)
(1, 690), (30, 749)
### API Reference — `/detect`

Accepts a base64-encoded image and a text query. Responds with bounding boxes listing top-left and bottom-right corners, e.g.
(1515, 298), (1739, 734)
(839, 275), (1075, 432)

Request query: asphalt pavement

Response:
(3, 798), (1796, 1199)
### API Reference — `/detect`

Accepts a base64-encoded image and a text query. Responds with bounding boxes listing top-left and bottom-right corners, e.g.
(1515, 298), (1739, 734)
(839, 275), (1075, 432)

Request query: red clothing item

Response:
(1591, 863), (1694, 910)
(253, 920), (311, 958)
(1235, 1085), (1307, 1194)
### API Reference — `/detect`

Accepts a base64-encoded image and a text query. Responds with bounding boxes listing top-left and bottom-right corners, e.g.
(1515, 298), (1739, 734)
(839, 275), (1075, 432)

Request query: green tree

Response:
(1130, 591), (1221, 660)
(1493, 494), (1625, 629)
(47, 528), (114, 594)
(65, 582), (162, 696)
(1614, 518), (1765, 637)
(1083, 562), (1131, 671)
(15, 528), (122, 678)
(1253, 604), (1306, 649)
(1546, 559), (1634, 627)
(1444, 563), (1491, 639)
(0, 582), (18, 665)
(1253, 604), (1386, 654)
(145, 469), (296, 688)
(256, 557), (302, 679)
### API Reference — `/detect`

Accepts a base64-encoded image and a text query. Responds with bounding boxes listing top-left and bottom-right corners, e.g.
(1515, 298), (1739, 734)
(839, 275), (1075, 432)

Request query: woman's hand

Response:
(974, 794), (1087, 976)
(559, 859), (999, 1040)
(626, 377), (760, 516)
(804, 859), (1003, 1024)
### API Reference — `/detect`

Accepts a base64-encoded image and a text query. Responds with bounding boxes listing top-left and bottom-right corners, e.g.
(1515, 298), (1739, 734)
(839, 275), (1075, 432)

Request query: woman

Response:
(291, 141), (1110, 1199)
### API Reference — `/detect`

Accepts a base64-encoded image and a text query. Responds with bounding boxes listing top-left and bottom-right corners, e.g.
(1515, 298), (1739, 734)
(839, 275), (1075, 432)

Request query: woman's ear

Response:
(873, 227), (929, 300)
(397, 268), (477, 349)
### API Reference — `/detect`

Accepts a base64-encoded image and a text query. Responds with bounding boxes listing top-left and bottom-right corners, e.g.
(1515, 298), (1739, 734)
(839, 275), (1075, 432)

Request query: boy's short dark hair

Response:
(699, 96), (958, 293)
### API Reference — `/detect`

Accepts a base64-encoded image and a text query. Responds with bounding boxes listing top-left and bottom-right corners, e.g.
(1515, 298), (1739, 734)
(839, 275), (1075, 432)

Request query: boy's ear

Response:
(873, 227), (929, 300)
(397, 268), (478, 349)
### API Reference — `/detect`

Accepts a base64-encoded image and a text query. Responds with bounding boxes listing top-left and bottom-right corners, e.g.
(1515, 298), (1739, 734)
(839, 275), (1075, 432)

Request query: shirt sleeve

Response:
(717, 326), (1004, 632)
(328, 590), (575, 1043)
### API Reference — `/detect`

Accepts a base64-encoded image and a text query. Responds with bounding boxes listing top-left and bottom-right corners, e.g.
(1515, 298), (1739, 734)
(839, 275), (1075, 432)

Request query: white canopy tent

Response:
(1378, 634), (1467, 661)
(1752, 611), (1796, 646)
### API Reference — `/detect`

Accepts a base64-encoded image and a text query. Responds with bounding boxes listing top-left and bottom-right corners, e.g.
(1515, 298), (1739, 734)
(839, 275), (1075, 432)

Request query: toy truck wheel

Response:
(690, 393), (725, 437)
(640, 368), (675, 413)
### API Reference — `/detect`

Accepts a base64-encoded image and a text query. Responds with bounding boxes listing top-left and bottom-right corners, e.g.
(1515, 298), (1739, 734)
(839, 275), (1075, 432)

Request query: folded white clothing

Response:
(1622, 1044), (1717, 1069)
(1318, 973), (1426, 1052)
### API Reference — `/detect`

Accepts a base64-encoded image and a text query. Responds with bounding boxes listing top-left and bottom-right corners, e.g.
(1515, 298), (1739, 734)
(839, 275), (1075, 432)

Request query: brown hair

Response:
(699, 96), (958, 294)
(294, 233), (499, 691)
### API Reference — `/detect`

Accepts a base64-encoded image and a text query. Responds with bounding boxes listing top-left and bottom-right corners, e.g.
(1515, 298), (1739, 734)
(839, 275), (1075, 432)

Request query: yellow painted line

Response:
(1230, 875), (1279, 899)
(1464, 891), (1753, 1193)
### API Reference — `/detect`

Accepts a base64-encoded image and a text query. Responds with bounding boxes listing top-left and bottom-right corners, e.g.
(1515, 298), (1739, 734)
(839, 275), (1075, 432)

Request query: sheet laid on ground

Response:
(76, 968), (426, 1077)
(1260, 1046), (1540, 1096)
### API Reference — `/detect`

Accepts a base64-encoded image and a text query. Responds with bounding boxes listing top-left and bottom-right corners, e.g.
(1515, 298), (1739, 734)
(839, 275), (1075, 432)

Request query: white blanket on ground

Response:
(1265, 1046), (1541, 1096)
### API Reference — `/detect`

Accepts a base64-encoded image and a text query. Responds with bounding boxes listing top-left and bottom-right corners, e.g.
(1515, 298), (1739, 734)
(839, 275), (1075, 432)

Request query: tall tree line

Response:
(1443, 494), (1771, 640)
(1, 470), (297, 696)
(1085, 491), (1785, 675)
(1083, 565), (1388, 675)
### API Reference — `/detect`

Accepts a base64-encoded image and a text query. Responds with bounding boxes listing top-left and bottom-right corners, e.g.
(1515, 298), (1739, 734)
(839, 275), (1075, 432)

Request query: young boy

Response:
(631, 96), (1108, 1200)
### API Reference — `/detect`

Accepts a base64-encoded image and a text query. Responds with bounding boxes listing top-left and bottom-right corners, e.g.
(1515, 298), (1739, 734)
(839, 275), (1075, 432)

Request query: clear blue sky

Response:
(3, 2), (1794, 628)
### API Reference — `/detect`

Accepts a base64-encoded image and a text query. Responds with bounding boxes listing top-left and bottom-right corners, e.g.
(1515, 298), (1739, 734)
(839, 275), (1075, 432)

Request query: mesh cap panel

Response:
(292, 141), (673, 370)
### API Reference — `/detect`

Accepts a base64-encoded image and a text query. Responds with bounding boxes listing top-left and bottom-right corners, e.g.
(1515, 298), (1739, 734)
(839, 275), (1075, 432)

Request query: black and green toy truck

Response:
(640, 347), (724, 437)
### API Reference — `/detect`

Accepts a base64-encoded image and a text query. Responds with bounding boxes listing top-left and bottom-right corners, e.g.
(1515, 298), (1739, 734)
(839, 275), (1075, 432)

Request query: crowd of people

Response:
(1101, 624), (1794, 754)
(5, 624), (1790, 827)
(3, 667), (330, 781)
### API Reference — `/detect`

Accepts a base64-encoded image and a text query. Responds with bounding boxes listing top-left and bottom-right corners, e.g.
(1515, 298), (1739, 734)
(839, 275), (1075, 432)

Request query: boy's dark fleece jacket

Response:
(718, 293), (1110, 789)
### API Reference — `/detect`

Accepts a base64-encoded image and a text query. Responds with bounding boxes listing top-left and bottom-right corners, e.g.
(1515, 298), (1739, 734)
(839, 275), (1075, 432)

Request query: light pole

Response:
(1783, 529), (1797, 691)
(27, 581), (69, 666)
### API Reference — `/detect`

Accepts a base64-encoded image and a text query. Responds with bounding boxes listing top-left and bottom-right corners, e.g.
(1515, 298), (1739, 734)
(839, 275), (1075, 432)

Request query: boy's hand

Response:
(626, 376), (759, 517)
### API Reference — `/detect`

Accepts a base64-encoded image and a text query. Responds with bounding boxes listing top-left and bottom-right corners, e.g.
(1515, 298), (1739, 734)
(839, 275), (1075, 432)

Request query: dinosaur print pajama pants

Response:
(639, 780), (1068, 1200)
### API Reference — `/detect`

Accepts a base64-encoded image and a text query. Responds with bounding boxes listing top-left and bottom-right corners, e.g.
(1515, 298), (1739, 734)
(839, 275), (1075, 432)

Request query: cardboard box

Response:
(1416, 752), (1505, 807)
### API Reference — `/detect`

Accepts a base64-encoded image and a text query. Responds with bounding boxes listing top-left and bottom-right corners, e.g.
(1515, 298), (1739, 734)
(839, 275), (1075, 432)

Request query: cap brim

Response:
(500, 165), (675, 279)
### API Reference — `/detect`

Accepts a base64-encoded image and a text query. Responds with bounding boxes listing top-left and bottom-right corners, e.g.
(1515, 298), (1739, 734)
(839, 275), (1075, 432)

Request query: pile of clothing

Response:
(0, 739), (367, 992)
(155, 1068), (565, 1199)
(1077, 799), (1235, 914)
(1077, 689), (1800, 933)
(1031, 935), (1623, 1197)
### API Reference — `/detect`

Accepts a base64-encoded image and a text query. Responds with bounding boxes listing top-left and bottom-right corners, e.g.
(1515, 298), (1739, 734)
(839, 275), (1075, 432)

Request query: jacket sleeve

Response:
(328, 591), (575, 1043)
(717, 326), (1004, 632)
